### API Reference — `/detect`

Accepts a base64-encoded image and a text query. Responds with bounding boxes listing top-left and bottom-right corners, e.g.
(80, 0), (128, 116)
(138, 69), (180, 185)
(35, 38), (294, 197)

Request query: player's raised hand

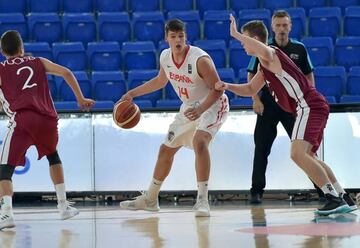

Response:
(78, 98), (95, 111)
(214, 81), (228, 91)
(229, 14), (239, 39)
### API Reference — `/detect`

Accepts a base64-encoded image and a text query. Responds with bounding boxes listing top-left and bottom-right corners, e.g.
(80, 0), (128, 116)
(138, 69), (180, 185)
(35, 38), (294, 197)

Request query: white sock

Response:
(146, 178), (162, 201)
(1, 195), (13, 214)
(197, 181), (208, 201)
(333, 182), (346, 195)
(55, 183), (67, 203)
(321, 183), (339, 197)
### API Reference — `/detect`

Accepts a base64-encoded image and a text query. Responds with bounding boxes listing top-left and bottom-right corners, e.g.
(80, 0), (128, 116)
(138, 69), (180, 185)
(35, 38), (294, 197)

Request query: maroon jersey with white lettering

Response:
(260, 47), (328, 114)
(0, 56), (57, 119)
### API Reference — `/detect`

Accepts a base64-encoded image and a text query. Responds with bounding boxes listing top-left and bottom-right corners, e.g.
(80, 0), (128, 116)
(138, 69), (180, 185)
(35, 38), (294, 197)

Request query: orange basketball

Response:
(113, 100), (141, 129)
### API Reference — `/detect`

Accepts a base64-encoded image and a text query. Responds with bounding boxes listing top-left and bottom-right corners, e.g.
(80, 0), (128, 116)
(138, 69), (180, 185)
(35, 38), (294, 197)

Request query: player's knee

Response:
(290, 149), (304, 164)
(193, 138), (208, 153)
(47, 151), (62, 166)
(0, 164), (15, 181)
(158, 144), (175, 161)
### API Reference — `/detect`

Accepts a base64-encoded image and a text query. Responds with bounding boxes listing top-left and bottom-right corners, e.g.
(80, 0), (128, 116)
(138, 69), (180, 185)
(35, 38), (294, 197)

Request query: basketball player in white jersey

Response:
(119, 19), (229, 217)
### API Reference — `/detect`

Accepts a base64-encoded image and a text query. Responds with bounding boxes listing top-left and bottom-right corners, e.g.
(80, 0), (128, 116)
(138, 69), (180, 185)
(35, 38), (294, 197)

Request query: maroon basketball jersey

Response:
(0, 56), (57, 119)
(260, 47), (328, 113)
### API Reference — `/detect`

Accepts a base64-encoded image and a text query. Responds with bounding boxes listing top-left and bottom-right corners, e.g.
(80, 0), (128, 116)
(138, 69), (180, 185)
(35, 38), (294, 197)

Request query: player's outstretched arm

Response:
(229, 14), (274, 63)
(40, 57), (94, 111)
(120, 67), (168, 102)
(215, 70), (265, 97)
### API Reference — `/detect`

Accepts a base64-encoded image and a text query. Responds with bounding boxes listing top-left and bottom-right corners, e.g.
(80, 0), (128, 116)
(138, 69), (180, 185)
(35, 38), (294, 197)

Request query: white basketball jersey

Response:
(160, 46), (210, 106)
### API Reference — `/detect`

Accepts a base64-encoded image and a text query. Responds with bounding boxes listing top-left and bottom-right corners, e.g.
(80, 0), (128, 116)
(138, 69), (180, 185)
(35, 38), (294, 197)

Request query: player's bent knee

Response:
(0, 164), (15, 181)
(47, 151), (62, 166)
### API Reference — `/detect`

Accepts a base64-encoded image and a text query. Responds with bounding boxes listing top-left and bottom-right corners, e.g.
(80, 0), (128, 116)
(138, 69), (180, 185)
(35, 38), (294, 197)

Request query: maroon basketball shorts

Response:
(0, 110), (58, 166)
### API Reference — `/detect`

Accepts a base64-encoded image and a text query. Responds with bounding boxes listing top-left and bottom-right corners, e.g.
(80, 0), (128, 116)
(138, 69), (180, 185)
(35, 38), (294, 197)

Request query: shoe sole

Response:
(195, 211), (210, 217)
(315, 205), (352, 216)
(345, 206), (358, 213)
(119, 203), (160, 212)
(0, 223), (15, 230)
(61, 211), (79, 220)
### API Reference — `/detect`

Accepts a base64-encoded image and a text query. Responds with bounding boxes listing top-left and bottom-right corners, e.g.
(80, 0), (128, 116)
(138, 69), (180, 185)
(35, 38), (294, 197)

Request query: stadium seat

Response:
(156, 99), (182, 110)
(95, 0), (126, 12)
(163, 0), (193, 12)
(284, 8), (306, 40)
(203, 10), (234, 45)
(29, 0), (60, 13)
(193, 40), (226, 68)
(339, 95), (360, 103)
(196, 0), (226, 18)
(229, 40), (252, 76)
(27, 13), (62, 43)
(129, 0), (159, 12)
(0, 54), (5, 62)
(347, 67), (360, 95)
(92, 71), (126, 102)
(308, 7), (341, 41)
(297, 0), (326, 15)
(229, 0), (259, 14)
(314, 66), (346, 100)
(0, 0), (26, 13)
(133, 11), (165, 46)
(87, 42), (122, 71)
(133, 99), (154, 109)
(344, 6), (360, 36)
(63, 0), (94, 13)
(158, 40), (170, 54)
(301, 37), (333, 66)
(238, 68), (248, 83)
(238, 9), (271, 31)
(54, 101), (79, 111)
(98, 12), (131, 44)
(329, 0), (359, 14)
(263, 0), (293, 12)
(128, 70), (162, 104)
(63, 13), (96, 44)
(92, 101), (114, 111)
(59, 71), (92, 101)
(52, 42), (87, 71)
(47, 75), (57, 100)
(0, 14), (28, 42)
(218, 68), (236, 99)
(167, 11), (200, 42)
(122, 41), (157, 71)
(334, 37), (360, 70)
(325, 96), (337, 104)
(24, 42), (53, 61)
(165, 83), (178, 99)
(230, 97), (253, 107)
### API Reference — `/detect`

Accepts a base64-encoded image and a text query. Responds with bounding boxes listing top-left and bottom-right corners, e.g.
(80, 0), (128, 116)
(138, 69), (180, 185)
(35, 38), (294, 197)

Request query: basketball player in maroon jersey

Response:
(0, 30), (95, 229)
(215, 15), (356, 216)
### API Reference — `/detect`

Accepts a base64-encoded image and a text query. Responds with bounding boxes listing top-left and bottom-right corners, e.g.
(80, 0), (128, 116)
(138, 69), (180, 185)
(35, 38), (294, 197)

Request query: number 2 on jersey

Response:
(178, 86), (189, 99)
(17, 66), (37, 90)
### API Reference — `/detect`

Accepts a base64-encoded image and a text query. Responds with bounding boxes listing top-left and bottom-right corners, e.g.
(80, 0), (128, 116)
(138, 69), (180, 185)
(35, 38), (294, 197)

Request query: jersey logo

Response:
(290, 53), (299, 60)
(167, 131), (175, 142)
(188, 64), (192, 74)
(169, 72), (193, 84)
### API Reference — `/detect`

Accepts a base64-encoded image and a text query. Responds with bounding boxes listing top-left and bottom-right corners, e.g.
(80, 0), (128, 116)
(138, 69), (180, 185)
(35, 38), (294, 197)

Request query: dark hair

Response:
(165, 19), (186, 35)
(272, 10), (291, 21)
(241, 20), (268, 44)
(1, 30), (23, 56)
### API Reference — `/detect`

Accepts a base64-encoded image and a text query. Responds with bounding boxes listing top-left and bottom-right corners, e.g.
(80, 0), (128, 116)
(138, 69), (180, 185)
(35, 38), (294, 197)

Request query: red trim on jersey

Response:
(207, 97), (228, 129)
(172, 45), (190, 69)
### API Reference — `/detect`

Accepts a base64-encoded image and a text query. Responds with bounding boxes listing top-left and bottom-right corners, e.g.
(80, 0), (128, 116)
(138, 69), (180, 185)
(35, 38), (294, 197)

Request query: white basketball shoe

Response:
(193, 199), (210, 217)
(58, 201), (79, 220)
(120, 193), (160, 211)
